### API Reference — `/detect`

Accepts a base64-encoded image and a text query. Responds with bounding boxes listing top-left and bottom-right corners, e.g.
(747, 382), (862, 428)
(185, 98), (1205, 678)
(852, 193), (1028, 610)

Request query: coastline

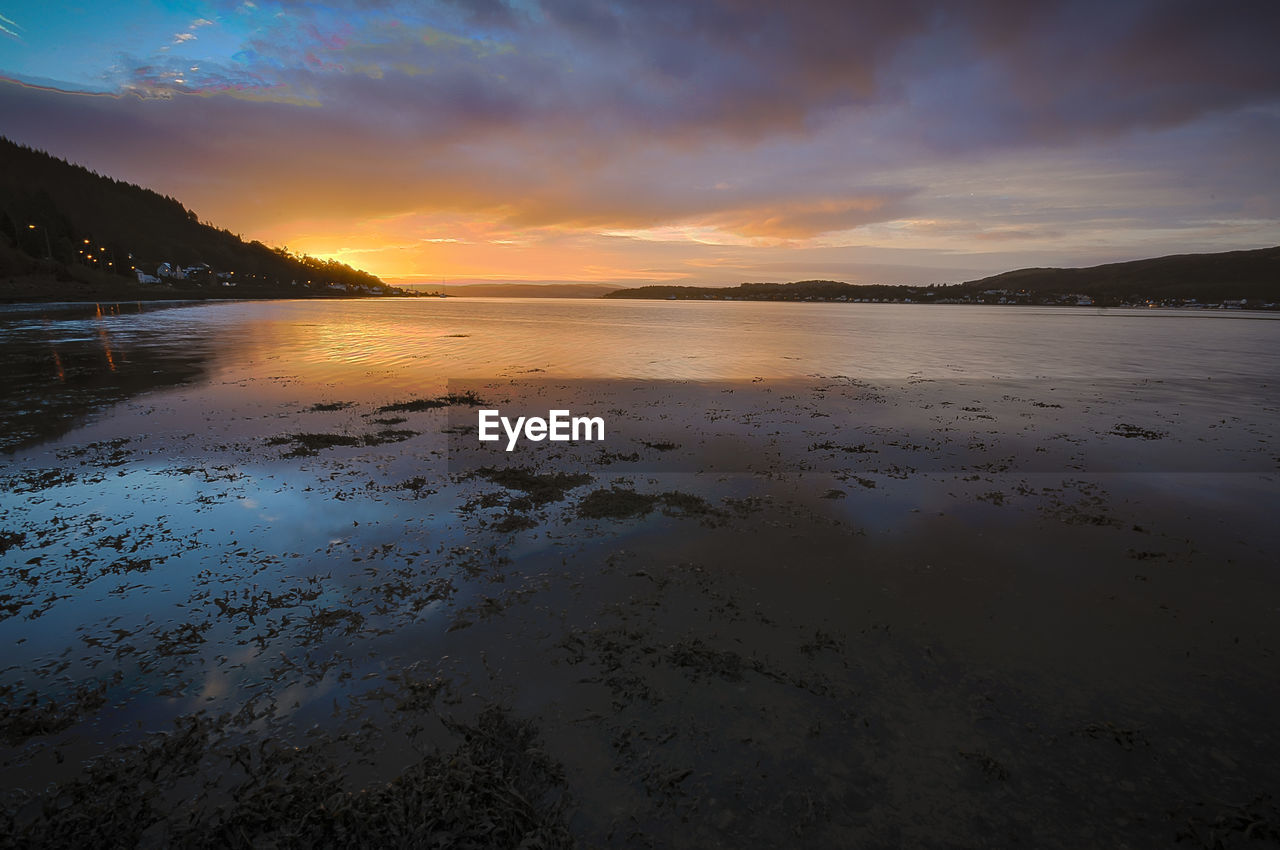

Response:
(0, 273), (420, 304)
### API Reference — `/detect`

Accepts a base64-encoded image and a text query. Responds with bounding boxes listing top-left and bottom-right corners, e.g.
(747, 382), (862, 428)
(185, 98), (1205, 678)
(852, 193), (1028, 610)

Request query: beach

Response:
(1, 298), (1278, 847)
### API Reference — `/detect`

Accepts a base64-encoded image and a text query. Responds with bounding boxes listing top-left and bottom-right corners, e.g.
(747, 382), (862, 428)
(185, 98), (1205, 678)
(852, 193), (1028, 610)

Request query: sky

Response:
(1, 0), (1278, 286)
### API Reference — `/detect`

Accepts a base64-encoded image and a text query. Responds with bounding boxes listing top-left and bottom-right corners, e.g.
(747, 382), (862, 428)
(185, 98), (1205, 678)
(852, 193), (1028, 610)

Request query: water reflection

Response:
(0, 301), (218, 452)
(5, 298), (1279, 456)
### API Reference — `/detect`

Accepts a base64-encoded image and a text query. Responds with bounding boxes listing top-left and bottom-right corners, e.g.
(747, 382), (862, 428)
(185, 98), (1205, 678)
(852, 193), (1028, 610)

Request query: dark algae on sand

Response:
(2, 299), (1278, 847)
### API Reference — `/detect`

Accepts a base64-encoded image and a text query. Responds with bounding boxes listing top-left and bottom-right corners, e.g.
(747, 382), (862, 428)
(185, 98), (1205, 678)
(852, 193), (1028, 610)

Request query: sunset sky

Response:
(2, 0), (1278, 286)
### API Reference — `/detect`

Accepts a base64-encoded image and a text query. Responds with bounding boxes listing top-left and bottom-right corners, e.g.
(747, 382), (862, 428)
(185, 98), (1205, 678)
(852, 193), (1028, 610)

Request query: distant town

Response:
(2, 137), (421, 303)
(129, 259), (401, 297)
(606, 284), (1273, 310)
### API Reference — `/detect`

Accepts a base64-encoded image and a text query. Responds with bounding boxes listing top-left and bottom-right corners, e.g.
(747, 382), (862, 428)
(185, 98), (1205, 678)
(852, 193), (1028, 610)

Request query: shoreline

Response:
(0, 272), (423, 305)
(3, 376), (1276, 846)
(2, 300), (1277, 846)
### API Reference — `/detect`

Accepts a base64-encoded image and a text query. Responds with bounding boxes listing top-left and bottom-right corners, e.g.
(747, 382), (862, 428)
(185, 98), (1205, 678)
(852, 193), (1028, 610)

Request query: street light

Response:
(26, 224), (52, 260)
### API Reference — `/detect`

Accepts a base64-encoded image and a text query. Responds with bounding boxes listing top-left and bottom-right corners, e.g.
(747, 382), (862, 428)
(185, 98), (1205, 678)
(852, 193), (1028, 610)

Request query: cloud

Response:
(0, 11), (21, 39)
(2, 0), (1278, 282)
(36, 1), (1280, 156)
(702, 193), (916, 239)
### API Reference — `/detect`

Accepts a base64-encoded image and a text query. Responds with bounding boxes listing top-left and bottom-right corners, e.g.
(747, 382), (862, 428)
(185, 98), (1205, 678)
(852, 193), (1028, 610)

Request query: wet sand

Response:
(1, 301), (1278, 847)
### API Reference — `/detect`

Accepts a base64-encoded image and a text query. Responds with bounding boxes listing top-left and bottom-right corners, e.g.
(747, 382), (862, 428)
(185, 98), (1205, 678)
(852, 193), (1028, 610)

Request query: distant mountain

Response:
(954, 247), (1280, 302)
(606, 247), (1280, 306)
(435, 283), (625, 298)
(606, 280), (922, 302)
(0, 136), (401, 301)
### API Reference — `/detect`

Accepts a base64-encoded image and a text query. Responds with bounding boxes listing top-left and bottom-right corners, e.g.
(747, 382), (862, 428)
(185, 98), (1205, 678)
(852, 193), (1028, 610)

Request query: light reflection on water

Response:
(9, 298), (1280, 386)
(3, 298), (1276, 451)
(199, 297), (1280, 383)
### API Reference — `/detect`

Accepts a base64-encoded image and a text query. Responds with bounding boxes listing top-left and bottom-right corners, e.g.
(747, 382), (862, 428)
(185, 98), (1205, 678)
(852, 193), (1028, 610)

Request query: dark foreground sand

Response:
(1, 369), (1278, 848)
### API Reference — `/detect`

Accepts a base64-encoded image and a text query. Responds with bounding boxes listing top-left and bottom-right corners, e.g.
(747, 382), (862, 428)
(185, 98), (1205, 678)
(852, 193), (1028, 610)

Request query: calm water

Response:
(2, 298), (1276, 449)
(5, 295), (1274, 460)
(5, 297), (1279, 386)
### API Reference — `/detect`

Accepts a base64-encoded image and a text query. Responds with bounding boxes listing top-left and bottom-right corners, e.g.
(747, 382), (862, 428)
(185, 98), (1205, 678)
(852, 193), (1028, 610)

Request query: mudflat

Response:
(1, 299), (1277, 847)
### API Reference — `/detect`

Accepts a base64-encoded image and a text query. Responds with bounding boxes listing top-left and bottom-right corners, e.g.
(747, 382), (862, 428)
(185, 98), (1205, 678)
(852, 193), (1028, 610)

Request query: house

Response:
(156, 262), (186, 280)
(135, 269), (161, 284)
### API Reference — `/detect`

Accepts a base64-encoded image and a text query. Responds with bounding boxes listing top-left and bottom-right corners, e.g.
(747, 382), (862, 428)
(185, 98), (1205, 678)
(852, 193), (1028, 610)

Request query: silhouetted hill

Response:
(605, 248), (1280, 307)
(954, 247), (1280, 302)
(0, 136), (403, 302)
(605, 280), (909, 301)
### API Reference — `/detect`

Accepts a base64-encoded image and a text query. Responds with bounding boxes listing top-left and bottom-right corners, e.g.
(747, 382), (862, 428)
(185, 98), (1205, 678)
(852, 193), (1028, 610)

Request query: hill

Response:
(0, 137), (404, 302)
(609, 279), (911, 302)
(605, 247), (1280, 307)
(606, 280), (918, 302)
(954, 247), (1280, 302)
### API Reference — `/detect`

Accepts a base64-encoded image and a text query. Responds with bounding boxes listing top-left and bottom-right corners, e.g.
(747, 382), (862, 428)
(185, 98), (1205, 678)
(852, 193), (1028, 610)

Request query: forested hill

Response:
(0, 136), (399, 300)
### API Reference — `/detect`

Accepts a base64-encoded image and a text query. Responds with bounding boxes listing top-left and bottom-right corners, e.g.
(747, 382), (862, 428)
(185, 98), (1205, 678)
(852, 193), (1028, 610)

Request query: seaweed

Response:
(377, 391), (486, 413)
(1110, 423), (1167, 440)
(3, 708), (572, 850)
(640, 441), (680, 452)
(468, 467), (592, 508)
(265, 432), (363, 456)
(265, 428), (418, 456)
(0, 681), (110, 744)
(575, 487), (716, 520)
(490, 513), (540, 533)
(575, 487), (659, 519)
(0, 531), (25, 555)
